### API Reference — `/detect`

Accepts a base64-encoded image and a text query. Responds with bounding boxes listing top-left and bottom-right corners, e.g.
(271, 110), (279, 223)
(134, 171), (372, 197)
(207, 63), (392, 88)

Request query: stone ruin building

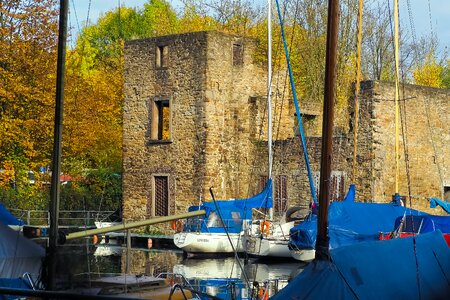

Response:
(122, 31), (449, 221)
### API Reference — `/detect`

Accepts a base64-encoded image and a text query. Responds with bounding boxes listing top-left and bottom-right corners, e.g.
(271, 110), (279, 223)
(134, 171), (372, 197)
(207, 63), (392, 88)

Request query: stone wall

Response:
(350, 81), (449, 212)
(123, 32), (210, 221)
(123, 31), (449, 222)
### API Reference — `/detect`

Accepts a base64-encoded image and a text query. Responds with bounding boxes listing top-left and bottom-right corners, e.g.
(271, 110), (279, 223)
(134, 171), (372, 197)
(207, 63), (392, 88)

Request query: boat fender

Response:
(171, 220), (183, 232)
(260, 221), (270, 235)
(259, 287), (269, 300)
(148, 238), (153, 249)
(92, 234), (99, 245)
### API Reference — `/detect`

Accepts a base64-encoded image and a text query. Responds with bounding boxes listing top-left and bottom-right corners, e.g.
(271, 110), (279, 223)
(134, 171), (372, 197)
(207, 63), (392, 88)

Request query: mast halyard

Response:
(315, 0), (340, 261)
(352, 0), (363, 184)
(267, 0), (273, 219)
(275, 0), (318, 205)
(393, 0), (401, 199)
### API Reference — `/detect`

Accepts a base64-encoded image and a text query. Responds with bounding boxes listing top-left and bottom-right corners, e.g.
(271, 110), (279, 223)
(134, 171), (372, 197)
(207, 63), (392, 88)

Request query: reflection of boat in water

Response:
(173, 257), (306, 300)
(173, 258), (242, 279)
(93, 244), (123, 257)
(243, 261), (306, 282)
(174, 258), (248, 300)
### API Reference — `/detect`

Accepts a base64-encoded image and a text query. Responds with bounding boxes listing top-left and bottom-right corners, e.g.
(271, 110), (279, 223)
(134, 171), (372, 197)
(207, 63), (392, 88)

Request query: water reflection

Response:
(59, 243), (306, 299)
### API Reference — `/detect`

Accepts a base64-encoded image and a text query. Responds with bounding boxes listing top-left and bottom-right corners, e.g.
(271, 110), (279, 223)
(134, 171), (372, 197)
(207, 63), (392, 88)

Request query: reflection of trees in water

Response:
(120, 250), (183, 275)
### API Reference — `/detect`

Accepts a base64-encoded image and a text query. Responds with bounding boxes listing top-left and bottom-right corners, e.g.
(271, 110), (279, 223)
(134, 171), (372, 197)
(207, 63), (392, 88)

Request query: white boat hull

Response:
(173, 232), (245, 253)
(245, 235), (292, 257)
(95, 221), (120, 229)
(244, 221), (295, 258)
(290, 248), (315, 262)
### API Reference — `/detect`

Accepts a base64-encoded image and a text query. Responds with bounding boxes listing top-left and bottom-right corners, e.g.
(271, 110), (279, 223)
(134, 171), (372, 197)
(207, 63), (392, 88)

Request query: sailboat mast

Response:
(48, 0), (68, 290)
(315, 0), (340, 260)
(352, 0), (363, 184)
(394, 0), (400, 196)
(268, 0), (273, 180)
(267, 0), (273, 220)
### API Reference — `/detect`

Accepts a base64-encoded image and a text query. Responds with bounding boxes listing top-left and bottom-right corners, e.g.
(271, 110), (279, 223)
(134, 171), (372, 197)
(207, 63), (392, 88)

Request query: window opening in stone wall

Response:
(275, 175), (288, 215)
(444, 186), (450, 202)
(151, 99), (170, 140)
(154, 176), (169, 216)
(294, 113), (317, 137)
(156, 45), (169, 68)
(313, 171), (345, 201)
(233, 43), (243, 66)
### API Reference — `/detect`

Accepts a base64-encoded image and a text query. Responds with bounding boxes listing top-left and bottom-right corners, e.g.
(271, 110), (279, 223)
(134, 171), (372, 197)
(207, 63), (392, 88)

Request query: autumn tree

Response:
(0, 0), (58, 184)
(413, 51), (443, 88)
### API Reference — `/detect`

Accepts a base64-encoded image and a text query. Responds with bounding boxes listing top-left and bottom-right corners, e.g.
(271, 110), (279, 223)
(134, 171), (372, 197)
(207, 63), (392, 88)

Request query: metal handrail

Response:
(9, 209), (115, 226)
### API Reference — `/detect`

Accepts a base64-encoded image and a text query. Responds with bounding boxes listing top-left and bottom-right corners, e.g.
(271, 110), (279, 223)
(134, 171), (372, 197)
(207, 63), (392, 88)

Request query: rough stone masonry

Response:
(123, 31), (449, 222)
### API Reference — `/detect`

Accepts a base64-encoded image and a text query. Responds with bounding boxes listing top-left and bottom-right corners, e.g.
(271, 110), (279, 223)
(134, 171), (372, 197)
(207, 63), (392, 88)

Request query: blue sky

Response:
(68, 0), (449, 54)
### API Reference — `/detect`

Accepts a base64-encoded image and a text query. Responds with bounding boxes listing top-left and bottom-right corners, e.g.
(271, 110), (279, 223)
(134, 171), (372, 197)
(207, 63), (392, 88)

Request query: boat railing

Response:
(182, 217), (250, 234)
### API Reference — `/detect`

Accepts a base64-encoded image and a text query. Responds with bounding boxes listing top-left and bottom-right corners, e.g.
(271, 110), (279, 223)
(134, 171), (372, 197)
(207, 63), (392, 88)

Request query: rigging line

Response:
(393, 0), (400, 195)
(399, 77), (413, 215)
(422, 95), (445, 188)
(352, 0), (363, 184)
(86, 0), (92, 27)
(395, 2), (422, 298)
(405, 0), (417, 45)
(70, 0), (80, 34)
(208, 188), (250, 288)
(275, 0), (318, 205)
(427, 0), (434, 39)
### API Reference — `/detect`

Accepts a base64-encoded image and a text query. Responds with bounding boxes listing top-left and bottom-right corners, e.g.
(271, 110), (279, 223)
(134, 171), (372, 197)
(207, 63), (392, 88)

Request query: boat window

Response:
(207, 212), (225, 228)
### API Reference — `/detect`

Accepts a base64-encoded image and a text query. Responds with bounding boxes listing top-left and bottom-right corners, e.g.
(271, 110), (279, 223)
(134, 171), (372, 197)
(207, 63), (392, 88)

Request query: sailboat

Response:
(173, 181), (273, 254)
(0, 202), (42, 290)
(243, 0), (318, 259)
(287, 0), (446, 262)
(272, 0), (450, 298)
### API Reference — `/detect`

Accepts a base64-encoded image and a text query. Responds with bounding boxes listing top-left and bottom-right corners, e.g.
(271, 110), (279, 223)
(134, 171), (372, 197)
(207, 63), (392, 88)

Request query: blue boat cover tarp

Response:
(0, 278), (32, 300)
(0, 202), (23, 226)
(272, 231), (450, 300)
(289, 195), (428, 250)
(394, 214), (450, 234)
(186, 180), (272, 234)
(430, 197), (450, 214)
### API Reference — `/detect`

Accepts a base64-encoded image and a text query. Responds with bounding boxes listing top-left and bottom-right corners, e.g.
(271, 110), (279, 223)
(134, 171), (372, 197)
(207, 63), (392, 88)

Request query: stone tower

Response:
(122, 31), (279, 220)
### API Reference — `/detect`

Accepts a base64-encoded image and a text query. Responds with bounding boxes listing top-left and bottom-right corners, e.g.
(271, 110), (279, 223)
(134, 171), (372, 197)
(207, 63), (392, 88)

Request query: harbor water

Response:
(54, 239), (307, 299)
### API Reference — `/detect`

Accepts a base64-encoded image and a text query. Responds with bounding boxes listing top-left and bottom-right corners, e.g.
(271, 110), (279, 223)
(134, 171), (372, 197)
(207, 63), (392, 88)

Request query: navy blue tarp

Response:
(430, 198), (450, 214)
(0, 203), (23, 226)
(0, 278), (32, 300)
(185, 180), (272, 234)
(289, 192), (427, 251)
(273, 231), (450, 300)
(394, 214), (450, 234)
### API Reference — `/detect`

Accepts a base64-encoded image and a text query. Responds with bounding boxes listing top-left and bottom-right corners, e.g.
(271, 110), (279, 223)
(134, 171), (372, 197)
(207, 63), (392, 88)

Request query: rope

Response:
(209, 188), (250, 288)
(86, 0), (91, 27)
(275, 0), (317, 205)
(393, 1), (422, 297)
(427, 0), (434, 39)
(393, 0), (400, 195)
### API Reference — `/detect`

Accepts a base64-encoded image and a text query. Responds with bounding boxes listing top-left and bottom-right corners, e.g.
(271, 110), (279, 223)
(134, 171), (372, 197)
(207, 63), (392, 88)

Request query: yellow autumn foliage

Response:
(413, 52), (443, 88)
